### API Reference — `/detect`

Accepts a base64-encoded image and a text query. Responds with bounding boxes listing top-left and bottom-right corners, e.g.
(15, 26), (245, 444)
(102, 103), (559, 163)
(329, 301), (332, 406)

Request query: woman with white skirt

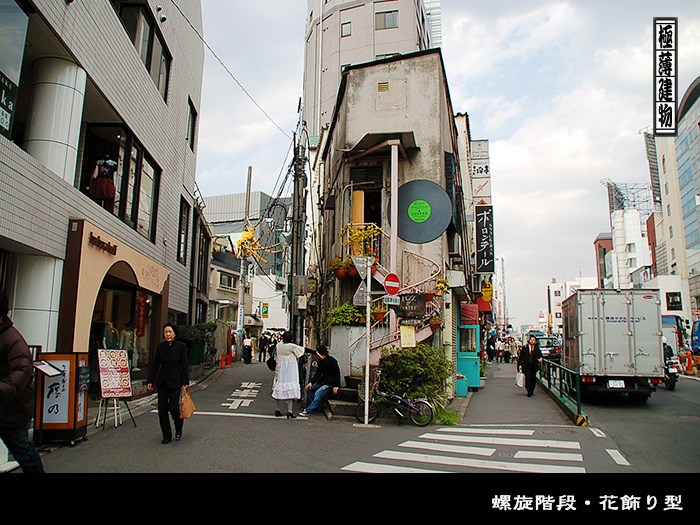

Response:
(271, 331), (305, 418)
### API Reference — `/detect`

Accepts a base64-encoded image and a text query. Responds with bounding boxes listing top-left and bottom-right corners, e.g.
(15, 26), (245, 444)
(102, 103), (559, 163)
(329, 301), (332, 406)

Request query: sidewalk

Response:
(449, 359), (575, 426)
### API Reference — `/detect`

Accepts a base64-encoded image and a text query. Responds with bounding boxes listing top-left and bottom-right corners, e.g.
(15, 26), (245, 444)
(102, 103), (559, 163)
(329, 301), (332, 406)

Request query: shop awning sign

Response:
(97, 349), (132, 398)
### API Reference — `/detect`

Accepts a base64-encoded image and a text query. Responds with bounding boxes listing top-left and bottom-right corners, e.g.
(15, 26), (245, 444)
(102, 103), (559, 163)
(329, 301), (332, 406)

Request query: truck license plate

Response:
(608, 380), (625, 388)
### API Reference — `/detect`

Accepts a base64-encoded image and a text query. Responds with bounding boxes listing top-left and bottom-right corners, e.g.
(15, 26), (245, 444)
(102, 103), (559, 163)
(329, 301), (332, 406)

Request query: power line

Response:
(169, 0), (293, 141)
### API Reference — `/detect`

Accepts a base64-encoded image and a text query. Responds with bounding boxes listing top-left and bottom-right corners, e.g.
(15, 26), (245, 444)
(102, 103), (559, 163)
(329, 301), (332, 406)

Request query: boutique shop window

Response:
(80, 125), (160, 242)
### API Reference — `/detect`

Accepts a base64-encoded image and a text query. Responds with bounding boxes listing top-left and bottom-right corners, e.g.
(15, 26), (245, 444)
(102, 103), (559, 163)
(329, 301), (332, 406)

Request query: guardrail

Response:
(538, 359), (589, 426)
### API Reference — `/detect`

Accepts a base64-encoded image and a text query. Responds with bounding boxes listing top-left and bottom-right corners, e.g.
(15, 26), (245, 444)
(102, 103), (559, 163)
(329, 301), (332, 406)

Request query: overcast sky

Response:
(195, 1), (700, 329)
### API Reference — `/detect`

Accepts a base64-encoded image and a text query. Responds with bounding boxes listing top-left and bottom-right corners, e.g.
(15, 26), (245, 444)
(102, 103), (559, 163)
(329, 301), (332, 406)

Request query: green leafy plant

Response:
(327, 302), (364, 326)
(435, 407), (461, 426)
(379, 343), (456, 412)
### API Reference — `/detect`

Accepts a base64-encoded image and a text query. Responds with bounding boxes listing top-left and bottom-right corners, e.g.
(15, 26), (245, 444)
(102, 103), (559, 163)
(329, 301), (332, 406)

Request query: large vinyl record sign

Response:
(391, 180), (452, 244)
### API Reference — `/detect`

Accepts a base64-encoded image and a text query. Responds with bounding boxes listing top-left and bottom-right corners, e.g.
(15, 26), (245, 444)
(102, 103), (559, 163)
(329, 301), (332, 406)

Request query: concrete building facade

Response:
(302, 0), (442, 138)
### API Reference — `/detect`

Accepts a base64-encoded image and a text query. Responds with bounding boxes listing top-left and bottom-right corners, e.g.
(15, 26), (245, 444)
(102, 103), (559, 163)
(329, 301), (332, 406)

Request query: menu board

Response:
(97, 349), (132, 398)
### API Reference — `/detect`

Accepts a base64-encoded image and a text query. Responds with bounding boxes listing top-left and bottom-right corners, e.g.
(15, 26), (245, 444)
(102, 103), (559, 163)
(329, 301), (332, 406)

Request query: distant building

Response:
(302, 0), (442, 139)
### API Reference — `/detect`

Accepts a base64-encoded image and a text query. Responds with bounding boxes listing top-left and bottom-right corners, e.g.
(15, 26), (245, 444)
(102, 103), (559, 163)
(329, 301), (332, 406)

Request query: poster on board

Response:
(97, 348), (132, 398)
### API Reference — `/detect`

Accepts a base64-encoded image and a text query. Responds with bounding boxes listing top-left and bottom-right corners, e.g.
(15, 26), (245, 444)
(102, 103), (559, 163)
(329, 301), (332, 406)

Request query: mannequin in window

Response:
(89, 154), (117, 212)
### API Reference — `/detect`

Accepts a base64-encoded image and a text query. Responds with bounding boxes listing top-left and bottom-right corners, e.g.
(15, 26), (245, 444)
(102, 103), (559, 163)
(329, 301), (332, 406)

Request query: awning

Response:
(345, 132), (417, 163)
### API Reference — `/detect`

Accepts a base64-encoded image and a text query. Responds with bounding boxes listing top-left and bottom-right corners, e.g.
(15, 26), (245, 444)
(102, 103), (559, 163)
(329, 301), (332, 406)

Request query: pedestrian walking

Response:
(517, 336), (543, 397)
(300, 346), (340, 416)
(147, 323), (190, 444)
(258, 332), (269, 363)
(271, 331), (305, 418)
(243, 334), (253, 364)
(0, 290), (45, 473)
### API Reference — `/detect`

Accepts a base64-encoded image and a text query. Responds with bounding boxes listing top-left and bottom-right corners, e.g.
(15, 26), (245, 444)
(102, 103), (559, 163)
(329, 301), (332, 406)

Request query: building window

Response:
(375, 10), (398, 30)
(81, 125), (160, 241)
(113, 1), (171, 100)
(178, 198), (190, 264)
(341, 22), (352, 37)
(187, 98), (197, 151)
(666, 292), (682, 311)
(219, 272), (237, 291)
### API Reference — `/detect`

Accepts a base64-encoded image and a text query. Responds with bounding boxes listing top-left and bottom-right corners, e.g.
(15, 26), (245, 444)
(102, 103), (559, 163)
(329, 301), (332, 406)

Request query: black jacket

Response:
(518, 344), (542, 371)
(310, 355), (341, 388)
(0, 317), (35, 427)
(148, 339), (190, 390)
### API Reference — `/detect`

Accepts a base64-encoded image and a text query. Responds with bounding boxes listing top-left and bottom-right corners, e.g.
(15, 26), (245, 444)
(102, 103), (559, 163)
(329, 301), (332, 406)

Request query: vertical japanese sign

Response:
(42, 359), (70, 424)
(476, 205), (494, 274)
(654, 18), (678, 136)
(136, 292), (148, 337)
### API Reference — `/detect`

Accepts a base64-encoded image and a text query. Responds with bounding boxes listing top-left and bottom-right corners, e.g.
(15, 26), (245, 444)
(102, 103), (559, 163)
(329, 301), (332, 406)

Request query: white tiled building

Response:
(0, 0), (208, 411)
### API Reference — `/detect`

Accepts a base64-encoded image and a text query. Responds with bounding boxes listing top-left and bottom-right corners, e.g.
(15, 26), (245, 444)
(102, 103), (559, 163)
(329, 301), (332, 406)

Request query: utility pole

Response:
(237, 167), (252, 355)
(290, 134), (307, 344)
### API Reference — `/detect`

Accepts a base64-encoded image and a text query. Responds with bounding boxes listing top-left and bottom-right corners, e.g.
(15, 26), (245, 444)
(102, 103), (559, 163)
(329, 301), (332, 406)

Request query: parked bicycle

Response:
(203, 333), (217, 369)
(355, 369), (434, 426)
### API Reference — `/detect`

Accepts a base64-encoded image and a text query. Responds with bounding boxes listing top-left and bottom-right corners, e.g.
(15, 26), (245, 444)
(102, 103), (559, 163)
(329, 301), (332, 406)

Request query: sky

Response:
(194, 0), (700, 329)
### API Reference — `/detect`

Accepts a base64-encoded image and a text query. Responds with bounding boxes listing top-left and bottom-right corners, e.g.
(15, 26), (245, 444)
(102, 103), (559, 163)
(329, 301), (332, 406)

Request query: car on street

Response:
(536, 336), (561, 362)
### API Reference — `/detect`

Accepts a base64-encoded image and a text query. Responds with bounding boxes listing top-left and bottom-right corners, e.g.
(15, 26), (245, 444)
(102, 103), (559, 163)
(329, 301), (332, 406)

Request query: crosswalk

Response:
(342, 425), (625, 473)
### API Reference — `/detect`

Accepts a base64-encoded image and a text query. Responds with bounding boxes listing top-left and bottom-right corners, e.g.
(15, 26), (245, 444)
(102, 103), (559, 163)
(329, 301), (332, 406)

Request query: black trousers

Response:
(157, 384), (183, 439)
(523, 368), (538, 395)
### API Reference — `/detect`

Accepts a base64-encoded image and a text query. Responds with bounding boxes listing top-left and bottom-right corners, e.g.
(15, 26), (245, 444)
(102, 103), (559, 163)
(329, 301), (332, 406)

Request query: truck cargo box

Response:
(562, 289), (664, 400)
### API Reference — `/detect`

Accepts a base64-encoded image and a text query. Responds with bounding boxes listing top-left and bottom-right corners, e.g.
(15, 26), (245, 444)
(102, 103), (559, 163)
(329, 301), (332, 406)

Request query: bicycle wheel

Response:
(203, 353), (216, 369)
(355, 400), (379, 423)
(409, 400), (433, 427)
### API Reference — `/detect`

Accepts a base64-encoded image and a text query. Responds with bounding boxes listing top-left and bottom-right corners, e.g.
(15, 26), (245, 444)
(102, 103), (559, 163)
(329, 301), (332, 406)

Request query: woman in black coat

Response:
(518, 336), (543, 397)
(147, 323), (190, 444)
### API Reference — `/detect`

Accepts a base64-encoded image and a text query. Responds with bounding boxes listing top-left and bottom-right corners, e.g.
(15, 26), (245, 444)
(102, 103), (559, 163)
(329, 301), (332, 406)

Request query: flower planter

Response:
(371, 310), (387, 322)
(334, 267), (347, 279)
(430, 320), (441, 332)
(425, 291), (435, 302)
(347, 265), (358, 278)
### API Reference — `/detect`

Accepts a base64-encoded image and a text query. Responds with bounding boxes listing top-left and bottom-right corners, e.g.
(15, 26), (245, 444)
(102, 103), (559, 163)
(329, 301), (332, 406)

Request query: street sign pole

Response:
(364, 256), (371, 425)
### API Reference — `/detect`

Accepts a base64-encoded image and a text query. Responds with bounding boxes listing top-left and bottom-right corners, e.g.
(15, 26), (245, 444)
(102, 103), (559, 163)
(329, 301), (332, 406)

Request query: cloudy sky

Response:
(195, 0), (700, 329)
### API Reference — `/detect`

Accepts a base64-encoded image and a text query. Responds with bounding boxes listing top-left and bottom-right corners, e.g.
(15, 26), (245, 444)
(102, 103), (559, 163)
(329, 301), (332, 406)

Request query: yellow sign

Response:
(481, 281), (493, 302)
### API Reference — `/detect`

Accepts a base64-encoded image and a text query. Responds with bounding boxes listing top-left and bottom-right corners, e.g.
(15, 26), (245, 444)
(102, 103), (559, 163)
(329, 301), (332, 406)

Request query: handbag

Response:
(266, 353), (277, 372)
(180, 386), (196, 418)
(515, 371), (525, 388)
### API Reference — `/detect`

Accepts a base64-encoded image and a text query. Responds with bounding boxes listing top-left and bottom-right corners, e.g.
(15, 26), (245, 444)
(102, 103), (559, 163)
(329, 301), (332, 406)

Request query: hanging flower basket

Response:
(425, 291), (436, 302)
(429, 314), (442, 332)
(371, 310), (387, 322)
(330, 255), (348, 278)
(347, 265), (358, 278)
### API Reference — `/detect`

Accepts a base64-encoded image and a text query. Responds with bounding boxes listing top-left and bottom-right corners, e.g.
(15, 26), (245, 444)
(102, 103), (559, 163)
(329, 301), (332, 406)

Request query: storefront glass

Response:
(90, 286), (153, 397)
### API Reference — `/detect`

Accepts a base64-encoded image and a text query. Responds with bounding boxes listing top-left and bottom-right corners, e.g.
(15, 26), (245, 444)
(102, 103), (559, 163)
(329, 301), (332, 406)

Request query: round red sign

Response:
(384, 273), (400, 295)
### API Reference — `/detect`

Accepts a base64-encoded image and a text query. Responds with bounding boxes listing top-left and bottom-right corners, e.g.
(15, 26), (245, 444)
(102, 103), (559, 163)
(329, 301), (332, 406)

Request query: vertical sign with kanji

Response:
(654, 18), (678, 136)
(475, 205), (494, 274)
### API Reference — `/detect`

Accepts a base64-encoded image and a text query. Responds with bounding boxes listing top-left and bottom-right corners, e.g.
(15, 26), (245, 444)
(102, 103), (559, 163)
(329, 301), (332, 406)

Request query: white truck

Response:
(562, 289), (665, 402)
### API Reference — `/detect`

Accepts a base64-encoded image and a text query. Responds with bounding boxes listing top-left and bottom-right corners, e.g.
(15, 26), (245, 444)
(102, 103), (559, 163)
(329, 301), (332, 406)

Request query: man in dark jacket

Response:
(300, 345), (340, 416)
(0, 290), (44, 472)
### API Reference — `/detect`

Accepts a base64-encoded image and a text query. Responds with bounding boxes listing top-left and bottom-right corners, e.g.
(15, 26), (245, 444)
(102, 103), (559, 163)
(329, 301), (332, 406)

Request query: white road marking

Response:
(606, 448), (631, 466)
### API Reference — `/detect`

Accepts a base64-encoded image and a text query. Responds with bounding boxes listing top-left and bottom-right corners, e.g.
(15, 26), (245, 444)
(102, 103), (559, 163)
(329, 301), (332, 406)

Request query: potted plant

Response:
(341, 223), (383, 258)
(327, 302), (364, 326)
(436, 278), (449, 294)
(429, 313), (442, 331)
(346, 255), (359, 277)
(329, 255), (348, 279)
(371, 302), (388, 322)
